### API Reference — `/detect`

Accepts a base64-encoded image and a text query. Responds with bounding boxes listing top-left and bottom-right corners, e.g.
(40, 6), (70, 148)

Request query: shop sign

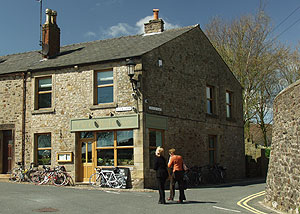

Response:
(116, 106), (132, 112)
(149, 106), (162, 112)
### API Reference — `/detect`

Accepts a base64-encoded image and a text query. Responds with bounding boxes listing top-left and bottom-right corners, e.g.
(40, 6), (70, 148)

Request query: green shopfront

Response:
(70, 113), (167, 187)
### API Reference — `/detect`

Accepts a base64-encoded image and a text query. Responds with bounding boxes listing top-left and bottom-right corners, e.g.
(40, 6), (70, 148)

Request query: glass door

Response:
(81, 140), (95, 182)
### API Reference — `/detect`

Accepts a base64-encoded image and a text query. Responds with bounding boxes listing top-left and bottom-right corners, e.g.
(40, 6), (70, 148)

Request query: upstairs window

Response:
(95, 70), (114, 104)
(36, 77), (52, 109)
(226, 91), (233, 118)
(206, 86), (215, 115)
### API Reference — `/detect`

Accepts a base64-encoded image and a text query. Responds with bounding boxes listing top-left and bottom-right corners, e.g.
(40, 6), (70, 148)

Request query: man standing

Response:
(168, 148), (186, 203)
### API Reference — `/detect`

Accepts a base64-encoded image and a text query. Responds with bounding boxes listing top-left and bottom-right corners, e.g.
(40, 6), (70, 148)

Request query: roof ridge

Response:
(0, 25), (199, 58)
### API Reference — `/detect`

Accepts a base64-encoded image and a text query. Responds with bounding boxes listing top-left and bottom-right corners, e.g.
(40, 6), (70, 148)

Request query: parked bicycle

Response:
(31, 165), (66, 186)
(10, 162), (37, 183)
(201, 164), (227, 184)
(89, 167), (126, 188)
(184, 166), (203, 187)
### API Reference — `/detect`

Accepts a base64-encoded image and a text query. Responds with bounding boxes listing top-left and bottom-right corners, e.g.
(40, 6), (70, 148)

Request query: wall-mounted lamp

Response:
(126, 59), (139, 91)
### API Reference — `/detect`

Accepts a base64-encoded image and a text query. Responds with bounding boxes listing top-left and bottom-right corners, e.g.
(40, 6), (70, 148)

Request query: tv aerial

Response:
(36, 0), (43, 47)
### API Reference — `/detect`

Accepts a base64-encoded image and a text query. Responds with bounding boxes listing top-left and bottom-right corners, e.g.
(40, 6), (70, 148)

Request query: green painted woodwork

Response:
(70, 114), (139, 132)
(145, 114), (168, 130)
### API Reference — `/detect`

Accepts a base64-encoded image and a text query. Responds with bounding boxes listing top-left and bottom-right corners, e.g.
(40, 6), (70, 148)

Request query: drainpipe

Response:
(21, 72), (27, 166)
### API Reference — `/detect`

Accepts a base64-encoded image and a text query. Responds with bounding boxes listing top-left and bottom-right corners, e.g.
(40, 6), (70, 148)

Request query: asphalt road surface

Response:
(0, 180), (273, 214)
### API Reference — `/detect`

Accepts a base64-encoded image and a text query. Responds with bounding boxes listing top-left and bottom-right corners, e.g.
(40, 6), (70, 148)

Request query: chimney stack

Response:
(42, 8), (60, 58)
(144, 9), (164, 34)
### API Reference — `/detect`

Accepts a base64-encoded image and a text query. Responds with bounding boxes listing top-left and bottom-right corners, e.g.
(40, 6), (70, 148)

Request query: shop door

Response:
(81, 141), (95, 182)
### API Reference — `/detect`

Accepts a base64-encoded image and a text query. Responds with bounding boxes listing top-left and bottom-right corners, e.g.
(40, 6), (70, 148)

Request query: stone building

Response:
(0, 9), (245, 188)
(264, 80), (300, 213)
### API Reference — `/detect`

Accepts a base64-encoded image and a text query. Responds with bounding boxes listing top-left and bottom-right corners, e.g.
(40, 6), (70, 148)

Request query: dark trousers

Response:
(156, 177), (166, 203)
(169, 173), (175, 200)
(174, 170), (186, 201)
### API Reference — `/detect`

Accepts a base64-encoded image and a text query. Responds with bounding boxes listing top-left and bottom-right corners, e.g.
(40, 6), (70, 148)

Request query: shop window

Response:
(96, 130), (133, 166)
(35, 76), (52, 109)
(35, 133), (51, 165)
(80, 131), (94, 139)
(226, 91), (233, 118)
(149, 129), (164, 169)
(95, 69), (114, 104)
(206, 85), (215, 115)
(208, 135), (217, 165)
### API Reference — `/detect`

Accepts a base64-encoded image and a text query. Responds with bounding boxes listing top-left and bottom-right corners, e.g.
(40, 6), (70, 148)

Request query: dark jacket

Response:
(154, 156), (168, 179)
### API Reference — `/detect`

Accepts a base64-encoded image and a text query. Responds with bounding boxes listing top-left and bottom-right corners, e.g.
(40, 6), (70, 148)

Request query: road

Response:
(0, 180), (274, 214)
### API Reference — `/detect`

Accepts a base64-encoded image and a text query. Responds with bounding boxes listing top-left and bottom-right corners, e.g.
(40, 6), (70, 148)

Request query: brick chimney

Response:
(42, 9), (60, 58)
(144, 9), (164, 34)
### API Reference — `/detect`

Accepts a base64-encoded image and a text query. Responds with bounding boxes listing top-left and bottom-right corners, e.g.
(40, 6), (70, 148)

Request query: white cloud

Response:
(84, 31), (97, 38)
(106, 23), (134, 37)
(101, 16), (181, 38)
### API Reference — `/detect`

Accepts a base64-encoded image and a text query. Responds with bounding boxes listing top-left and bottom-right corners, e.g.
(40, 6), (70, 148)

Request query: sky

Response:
(0, 0), (299, 56)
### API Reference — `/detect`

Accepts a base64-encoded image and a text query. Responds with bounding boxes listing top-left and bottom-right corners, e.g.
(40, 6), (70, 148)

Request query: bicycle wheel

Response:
(64, 175), (75, 186)
(10, 168), (21, 182)
(89, 173), (102, 187)
(52, 172), (67, 186)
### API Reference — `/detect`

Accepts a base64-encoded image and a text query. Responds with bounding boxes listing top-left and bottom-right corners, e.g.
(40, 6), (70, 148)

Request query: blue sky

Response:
(0, 0), (299, 56)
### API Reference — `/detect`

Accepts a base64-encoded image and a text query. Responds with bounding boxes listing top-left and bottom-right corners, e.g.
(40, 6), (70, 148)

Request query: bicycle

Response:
(89, 167), (124, 188)
(184, 166), (203, 187)
(10, 162), (37, 183)
(57, 165), (75, 186)
(32, 165), (66, 186)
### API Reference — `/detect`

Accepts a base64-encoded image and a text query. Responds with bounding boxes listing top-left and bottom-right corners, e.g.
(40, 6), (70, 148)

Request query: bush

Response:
(265, 147), (271, 158)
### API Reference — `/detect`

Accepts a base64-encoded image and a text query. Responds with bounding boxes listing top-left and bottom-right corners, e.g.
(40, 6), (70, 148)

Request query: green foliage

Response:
(265, 147), (271, 158)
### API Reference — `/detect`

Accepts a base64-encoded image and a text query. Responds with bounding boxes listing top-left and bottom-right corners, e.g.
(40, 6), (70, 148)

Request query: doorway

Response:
(1, 130), (13, 174)
(80, 140), (96, 182)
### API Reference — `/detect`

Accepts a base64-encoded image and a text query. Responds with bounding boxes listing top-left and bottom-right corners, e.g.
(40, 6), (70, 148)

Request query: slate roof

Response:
(0, 25), (198, 75)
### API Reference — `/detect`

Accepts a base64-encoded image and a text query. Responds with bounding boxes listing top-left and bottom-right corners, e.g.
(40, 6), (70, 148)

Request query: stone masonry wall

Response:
(0, 74), (24, 169)
(264, 80), (300, 214)
(0, 60), (145, 186)
(142, 27), (245, 187)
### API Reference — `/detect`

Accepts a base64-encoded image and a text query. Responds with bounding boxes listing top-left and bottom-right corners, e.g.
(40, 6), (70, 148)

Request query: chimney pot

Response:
(153, 9), (159, 20)
(45, 8), (52, 24)
(51, 10), (57, 24)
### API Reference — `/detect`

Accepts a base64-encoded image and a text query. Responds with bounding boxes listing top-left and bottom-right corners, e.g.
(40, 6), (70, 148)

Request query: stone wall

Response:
(264, 80), (300, 214)
(0, 74), (24, 169)
(142, 27), (245, 187)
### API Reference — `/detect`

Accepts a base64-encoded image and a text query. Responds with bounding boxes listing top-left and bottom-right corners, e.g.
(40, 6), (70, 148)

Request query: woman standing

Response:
(153, 147), (168, 204)
(168, 148), (186, 203)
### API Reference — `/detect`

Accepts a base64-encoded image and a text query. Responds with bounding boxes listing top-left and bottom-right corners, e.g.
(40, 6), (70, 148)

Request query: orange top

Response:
(168, 155), (183, 172)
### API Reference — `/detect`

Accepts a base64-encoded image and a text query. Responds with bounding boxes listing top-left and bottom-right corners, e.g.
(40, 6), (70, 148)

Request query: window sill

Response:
(90, 103), (117, 110)
(32, 108), (55, 115)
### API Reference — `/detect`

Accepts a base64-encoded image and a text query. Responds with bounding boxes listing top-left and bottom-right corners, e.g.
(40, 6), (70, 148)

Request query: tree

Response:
(204, 10), (288, 145)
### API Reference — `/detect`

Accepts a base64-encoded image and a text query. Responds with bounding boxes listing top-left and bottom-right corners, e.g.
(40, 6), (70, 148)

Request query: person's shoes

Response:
(167, 197), (173, 201)
(158, 201), (166, 204)
(177, 200), (184, 204)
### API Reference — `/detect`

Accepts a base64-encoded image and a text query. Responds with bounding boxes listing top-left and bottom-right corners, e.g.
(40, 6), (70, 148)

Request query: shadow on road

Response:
(166, 200), (217, 205)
